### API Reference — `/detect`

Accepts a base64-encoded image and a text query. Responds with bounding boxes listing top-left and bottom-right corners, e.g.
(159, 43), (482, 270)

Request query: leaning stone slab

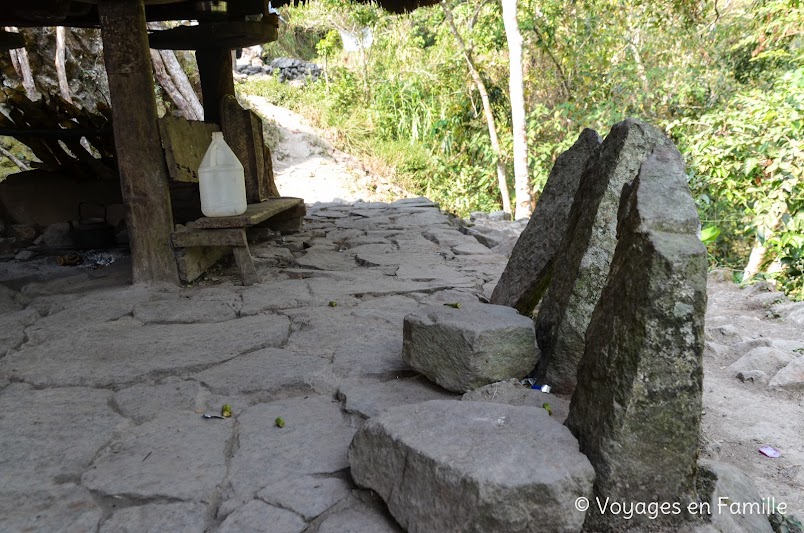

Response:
(565, 144), (707, 531)
(402, 303), (537, 392)
(348, 400), (594, 533)
(491, 129), (601, 314)
(534, 119), (674, 394)
(697, 460), (774, 533)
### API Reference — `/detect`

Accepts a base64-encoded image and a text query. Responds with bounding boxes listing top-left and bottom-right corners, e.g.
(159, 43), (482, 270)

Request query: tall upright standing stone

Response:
(533, 119), (672, 394)
(490, 129), (601, 314)
(565, 144), (707, 531)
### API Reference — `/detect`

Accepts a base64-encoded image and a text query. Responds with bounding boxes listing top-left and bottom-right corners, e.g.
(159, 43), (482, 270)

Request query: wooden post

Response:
(196, 47), (235, 124)
(98, 0), (179, 284)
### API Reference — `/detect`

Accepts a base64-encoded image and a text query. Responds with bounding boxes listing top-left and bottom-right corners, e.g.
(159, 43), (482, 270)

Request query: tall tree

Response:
(501, 0), (532, 219)
(55, 27), (72, 103)
(441, 0), (512, 214)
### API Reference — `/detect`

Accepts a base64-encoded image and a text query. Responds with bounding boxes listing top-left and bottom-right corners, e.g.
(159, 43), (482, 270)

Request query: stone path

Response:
(2, 196), (803, 531)
(0, 197), (512, 532)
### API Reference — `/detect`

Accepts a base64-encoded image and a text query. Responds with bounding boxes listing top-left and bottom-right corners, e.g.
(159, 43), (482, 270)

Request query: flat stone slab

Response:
(295, 249), (358, 271)
(82, 412), (232, 502)
(0, 307), (38, 357)
(219, 500), (306, 533)
(315, 495), (403, 533)
(133, 299), (237, 324)
(0, 384), (128, 492)
(228, 395), (357, 498)
(99, 502), (207, 533)
(0, 314), (290, 387)
(461, 378), (570, 422)
(338, 376), (456, 418)
(0, 484), (102, 533)
(22, 285), (155, 344)
(239, 280), (317, 315)
(402, 303), (537, 392)
(348, 400), (594, 532)
(112, 379), (206, 424)
(283, 307), (411, 379)
(257, 475), (352, 521)
(193, 347), (328, 399)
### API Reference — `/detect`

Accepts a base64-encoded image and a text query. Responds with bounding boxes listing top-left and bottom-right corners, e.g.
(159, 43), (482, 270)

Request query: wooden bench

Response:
(171, 197), (305, 285)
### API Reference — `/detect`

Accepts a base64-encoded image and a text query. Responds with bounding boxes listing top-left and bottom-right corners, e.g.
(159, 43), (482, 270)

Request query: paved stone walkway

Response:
(0, 197), (516, 532)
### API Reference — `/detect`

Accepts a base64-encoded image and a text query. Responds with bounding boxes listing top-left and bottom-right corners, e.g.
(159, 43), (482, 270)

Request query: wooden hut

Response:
(0, 0), (436, 285)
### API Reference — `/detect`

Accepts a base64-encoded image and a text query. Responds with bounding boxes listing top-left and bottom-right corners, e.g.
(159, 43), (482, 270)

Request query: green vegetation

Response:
(242, 0), (804, 298)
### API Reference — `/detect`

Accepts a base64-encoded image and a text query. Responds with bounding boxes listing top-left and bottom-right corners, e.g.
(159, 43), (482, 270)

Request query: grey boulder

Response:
(348, 399), (594, 533)
(402, 303), (536, 392)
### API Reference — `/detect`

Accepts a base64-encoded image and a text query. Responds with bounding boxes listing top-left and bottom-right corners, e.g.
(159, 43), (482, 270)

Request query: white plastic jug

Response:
(198, 132), (248, 217)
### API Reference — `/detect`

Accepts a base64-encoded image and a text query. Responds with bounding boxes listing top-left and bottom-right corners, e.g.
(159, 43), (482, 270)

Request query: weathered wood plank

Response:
(191, 198), (303, 229)
(248, 109), (270, 201)
(98, 0), (178, 284)
(175, 246), (230, 284)
(232, 246), (260, 285)
(171, 228), (247, 248)
(158, 116), (219, 183)
(148, 19), (278, 51)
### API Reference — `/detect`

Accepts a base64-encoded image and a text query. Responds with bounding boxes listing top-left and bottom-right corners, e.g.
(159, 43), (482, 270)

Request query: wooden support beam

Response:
(171, 228), (247, 248)
(98, 0), (178, 284)
(148, 19), (278, 51)
(196, 46), (234, 125)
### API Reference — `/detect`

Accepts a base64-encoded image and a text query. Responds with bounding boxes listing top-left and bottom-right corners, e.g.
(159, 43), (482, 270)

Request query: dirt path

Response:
(245, 95), (408, 204)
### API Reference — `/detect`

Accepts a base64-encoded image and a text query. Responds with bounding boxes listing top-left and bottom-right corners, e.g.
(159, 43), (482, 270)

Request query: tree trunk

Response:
(55, 26), (72, 103)
(441, 0), (511, 214)
(0, 145), (31, 171)
(150, 49), (203, 120)
(626, 13), (650, 95)
(501, 0), (531, 220)
(159, 50), (203, 120)
(5, 27), (37, 100)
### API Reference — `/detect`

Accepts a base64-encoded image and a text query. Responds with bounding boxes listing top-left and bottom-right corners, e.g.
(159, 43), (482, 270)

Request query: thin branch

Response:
(0, 145), (31, 171)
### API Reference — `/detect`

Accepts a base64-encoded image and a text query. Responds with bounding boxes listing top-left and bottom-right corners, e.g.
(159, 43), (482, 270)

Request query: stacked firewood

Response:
(0, 86), (116, 179)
